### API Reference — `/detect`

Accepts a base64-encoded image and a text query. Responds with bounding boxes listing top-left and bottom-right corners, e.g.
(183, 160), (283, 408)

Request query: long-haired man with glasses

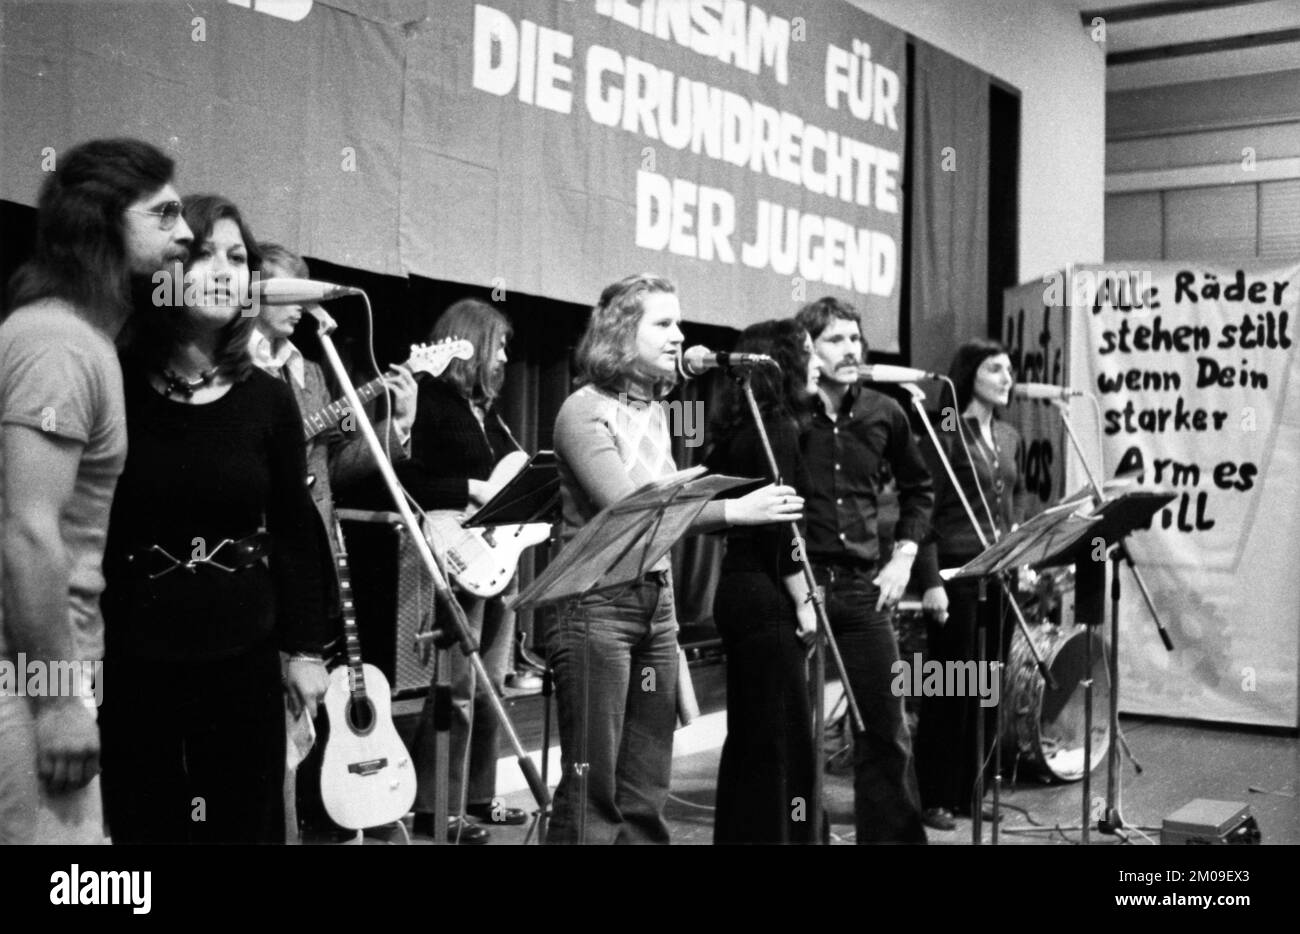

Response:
(0, 138), (192, 844)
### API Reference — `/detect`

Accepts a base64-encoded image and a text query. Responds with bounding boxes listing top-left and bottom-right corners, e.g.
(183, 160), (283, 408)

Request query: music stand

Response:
(458, 450), (560, 841)
(512, 466), (753, 844)
(953, 489), (1173, 844)
(462, 450), (560, 528)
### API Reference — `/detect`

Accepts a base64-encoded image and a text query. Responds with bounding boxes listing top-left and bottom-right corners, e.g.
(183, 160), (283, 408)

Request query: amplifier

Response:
(1161, 799), (1261, 845)
(337, 509), (436, 697)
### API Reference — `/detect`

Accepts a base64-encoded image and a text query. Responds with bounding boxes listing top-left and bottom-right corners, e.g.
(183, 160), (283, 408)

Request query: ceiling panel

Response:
(1072, 0), (1300, 90)
(1108, 41), (1300, 89)
(1101, 1), (1300, 53)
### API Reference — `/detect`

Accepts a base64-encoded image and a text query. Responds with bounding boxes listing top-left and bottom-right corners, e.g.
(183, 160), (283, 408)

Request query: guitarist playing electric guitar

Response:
(394, 298), (536, 845)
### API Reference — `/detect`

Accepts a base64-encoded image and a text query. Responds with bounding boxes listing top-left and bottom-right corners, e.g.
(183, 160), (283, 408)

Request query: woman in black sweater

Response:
(100, 195), (327, 844)
(705, 318), (822, 844)
(913, 339), (1025, 830)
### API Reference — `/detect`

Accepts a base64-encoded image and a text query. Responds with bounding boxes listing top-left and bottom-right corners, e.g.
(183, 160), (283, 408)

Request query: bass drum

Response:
(1003, 623), (1110, 782)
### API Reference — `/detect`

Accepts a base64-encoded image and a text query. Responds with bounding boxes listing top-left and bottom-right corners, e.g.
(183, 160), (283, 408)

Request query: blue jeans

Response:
(546, 573), (679, 845)
(815, 563), (927, 844)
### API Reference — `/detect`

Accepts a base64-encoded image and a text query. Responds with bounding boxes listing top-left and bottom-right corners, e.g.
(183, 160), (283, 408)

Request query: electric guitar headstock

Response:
(406, 338), (474, 378)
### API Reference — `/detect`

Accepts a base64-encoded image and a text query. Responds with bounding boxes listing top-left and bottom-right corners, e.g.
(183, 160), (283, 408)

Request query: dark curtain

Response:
(909, 40), (991, 380)
(496, 294), (584, 649)
(988, 85), (1021, 340)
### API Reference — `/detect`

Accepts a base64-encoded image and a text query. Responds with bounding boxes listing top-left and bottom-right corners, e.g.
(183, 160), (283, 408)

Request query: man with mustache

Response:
(795, 296), (934, 844)
(0, 138), (193, 844)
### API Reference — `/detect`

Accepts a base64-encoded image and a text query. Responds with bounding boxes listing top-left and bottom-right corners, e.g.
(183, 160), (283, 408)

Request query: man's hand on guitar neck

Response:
(383, 363), (418, 441)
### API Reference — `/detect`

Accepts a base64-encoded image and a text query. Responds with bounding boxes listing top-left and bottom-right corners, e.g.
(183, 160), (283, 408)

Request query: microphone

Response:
(680, 346), (779, 378)
(858, 364), (941, 383)
(252, 277), (363, 305)
(1012, 383), (1085, 401)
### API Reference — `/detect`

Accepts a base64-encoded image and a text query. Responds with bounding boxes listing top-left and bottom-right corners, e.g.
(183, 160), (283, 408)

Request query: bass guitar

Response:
(422, 451), (552, 598)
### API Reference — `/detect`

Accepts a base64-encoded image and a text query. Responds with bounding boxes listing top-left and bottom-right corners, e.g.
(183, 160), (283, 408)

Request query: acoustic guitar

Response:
(319, 520), (418, 830)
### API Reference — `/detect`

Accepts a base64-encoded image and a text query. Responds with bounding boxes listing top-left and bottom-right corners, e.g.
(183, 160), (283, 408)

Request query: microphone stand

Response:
(1050, 397), (1168, 840)
(735, 371), (865, 843)
(901, 383), (1053, 844)
(307, 304), (551, 832)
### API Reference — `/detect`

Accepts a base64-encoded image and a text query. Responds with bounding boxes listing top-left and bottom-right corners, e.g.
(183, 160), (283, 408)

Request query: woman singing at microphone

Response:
(100, 195), (329, 843)
(913, 339), (1025, 831)
(548, 274), (801, 844)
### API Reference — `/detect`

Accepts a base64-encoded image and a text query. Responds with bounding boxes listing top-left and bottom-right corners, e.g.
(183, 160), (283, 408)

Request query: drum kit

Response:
(897, 568), (1112, 786)
(1002, 568), (1111, 783)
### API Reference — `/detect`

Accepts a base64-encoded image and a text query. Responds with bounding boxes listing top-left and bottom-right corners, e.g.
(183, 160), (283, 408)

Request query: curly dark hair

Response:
(709, 318), (815, 440)
(126, 194), (259, 382)
(794, 295), (861, 342)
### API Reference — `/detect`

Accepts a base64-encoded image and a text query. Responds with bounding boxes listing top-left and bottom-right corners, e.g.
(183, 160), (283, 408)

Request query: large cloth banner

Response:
(402, 0), (906, 340)
(0, 0), (420, 277)
(1068, 262), (1300, 727)
(0, 0), (906, 340)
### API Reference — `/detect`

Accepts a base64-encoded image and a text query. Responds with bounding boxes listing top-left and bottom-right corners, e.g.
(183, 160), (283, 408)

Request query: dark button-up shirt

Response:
(804, 383), (934, 566)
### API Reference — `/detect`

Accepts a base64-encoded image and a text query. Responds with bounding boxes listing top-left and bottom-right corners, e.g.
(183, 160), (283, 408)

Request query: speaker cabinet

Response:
(337, 510), (436, 697)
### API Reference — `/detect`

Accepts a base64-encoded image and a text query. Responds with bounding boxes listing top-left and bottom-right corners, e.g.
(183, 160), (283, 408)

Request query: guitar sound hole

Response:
(347, 697), (376, 735)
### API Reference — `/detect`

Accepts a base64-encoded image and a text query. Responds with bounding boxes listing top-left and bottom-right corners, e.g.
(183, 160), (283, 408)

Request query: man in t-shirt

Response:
(0, 138), (194, 844)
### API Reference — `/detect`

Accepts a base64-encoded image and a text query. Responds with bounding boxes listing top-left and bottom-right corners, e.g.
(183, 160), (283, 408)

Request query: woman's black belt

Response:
(124, 531), (272, 579)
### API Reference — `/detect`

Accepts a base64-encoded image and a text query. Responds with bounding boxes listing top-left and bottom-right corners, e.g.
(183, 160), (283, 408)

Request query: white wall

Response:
(852, 0), (1107, 282)
(1105, 70), (1300, 264)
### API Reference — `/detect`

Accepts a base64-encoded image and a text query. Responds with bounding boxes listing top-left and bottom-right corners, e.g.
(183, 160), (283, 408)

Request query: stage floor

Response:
(375, 658), (1297, 846)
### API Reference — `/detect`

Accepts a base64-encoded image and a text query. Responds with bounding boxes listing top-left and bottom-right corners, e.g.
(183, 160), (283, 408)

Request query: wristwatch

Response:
(893, 540), (918, 558)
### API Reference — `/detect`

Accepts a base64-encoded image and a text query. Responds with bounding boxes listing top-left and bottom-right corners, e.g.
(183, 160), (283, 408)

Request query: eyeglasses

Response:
(126, 200), (183, 230)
